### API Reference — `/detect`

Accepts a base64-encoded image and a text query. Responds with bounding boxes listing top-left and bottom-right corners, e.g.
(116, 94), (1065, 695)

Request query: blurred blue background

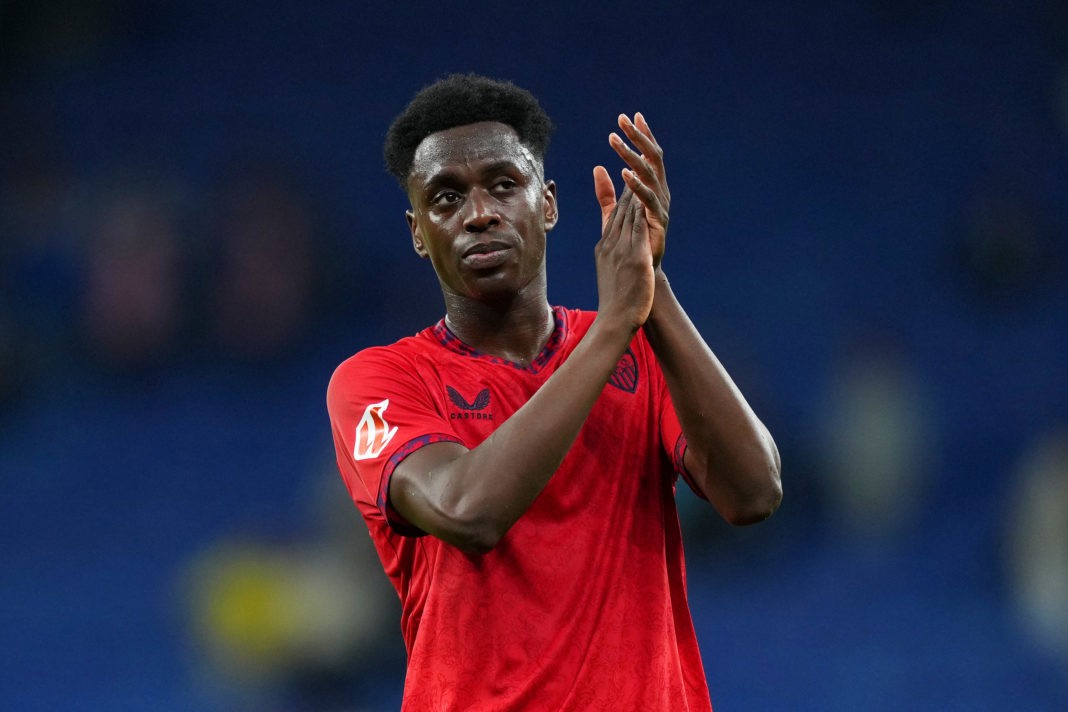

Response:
(3, 0), (1067, 710)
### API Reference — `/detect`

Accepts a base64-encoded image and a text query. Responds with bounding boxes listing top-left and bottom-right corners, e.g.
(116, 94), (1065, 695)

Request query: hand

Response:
(594, 112), (670, 268)
(593, 188), (655, 331)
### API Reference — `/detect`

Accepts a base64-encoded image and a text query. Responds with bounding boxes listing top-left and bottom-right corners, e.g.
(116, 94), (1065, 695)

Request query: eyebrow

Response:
(423, 160), (528, 191)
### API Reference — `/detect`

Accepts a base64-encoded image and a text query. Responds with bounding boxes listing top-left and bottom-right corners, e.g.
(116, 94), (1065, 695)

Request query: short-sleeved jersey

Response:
(327, 306), (713, 711)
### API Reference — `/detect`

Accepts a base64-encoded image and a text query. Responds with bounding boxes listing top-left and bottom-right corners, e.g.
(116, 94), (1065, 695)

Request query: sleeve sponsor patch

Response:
(354, 399), (399, 460)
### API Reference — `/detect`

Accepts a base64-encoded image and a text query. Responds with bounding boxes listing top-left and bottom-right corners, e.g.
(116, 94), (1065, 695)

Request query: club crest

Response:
(608, 349), (638, 393)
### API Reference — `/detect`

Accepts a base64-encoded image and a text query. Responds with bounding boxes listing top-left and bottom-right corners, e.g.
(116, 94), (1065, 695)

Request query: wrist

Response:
(589, 312), (640, 350)
(646, 269), (674, 323)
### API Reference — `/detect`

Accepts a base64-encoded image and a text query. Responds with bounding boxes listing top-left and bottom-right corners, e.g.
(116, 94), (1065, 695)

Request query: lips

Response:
(461, 240), (513, 269)
(462, 240), (512, 258)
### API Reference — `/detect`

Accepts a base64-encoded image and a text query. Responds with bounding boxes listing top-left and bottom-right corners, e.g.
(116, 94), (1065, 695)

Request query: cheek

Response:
(422, 220), (455, 252)
(521, 229), (547, 266)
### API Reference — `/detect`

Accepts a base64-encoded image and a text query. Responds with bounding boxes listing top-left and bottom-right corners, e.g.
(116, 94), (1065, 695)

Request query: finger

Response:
(601, 185), (634, 242)
(619, 189), (636, 244)
(626, 197), (653, 266)
(622, 168), (664, 219)
(609, 131), (655, 183)
(593, 165), (616, 229)
(629, 198), (650, 252)
(634, 113), (659, 149)
(619, 113), (661, 158)
(616, 119), (671, 215)
(617, 114), (666, 184)
(609, 135), (665, 205)
(614, 186), (635, 223)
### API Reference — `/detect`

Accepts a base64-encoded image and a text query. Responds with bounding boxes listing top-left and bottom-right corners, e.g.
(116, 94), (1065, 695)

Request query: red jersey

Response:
(327, 306), (713, 711)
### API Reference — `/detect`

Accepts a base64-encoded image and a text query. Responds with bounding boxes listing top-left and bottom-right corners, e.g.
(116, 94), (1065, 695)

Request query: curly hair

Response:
(384, 73), (554, 187)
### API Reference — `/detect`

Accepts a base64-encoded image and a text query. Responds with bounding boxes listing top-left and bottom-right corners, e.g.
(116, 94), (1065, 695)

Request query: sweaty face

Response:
(405, 121), (558, 303)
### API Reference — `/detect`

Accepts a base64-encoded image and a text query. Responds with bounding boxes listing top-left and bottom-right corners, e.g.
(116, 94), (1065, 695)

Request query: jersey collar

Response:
(431, 306), (568, 373)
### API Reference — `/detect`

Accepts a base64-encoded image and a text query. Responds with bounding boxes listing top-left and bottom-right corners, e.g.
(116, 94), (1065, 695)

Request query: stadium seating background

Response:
(2, 1), (1067, 709)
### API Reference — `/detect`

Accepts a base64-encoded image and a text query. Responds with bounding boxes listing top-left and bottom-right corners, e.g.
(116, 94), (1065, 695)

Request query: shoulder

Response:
(331, 341), (413, 379)
(327, 332), (438, 406)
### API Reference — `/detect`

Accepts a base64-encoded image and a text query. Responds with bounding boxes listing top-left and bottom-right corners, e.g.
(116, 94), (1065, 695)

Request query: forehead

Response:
(409, 121), (537, 184)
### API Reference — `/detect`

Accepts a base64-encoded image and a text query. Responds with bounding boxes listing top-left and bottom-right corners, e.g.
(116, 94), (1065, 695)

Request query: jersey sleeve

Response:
(327, 346), (465, 536)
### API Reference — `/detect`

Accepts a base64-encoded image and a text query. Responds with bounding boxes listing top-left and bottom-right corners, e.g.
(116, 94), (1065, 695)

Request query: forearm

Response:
(643, 270), (782, 524)
(411, 317), (637, 550)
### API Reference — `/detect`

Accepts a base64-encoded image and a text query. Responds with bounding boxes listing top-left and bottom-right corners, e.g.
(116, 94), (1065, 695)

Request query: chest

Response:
(423, 346), (656, 448)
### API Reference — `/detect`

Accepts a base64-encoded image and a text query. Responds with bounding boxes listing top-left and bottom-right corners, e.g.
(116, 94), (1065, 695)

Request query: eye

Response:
(432, 190), (462, 206)
(492, 179), (517, 193)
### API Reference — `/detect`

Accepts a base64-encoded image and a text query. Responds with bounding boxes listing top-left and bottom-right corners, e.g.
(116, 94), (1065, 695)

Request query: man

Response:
(327, 73), (781, 710)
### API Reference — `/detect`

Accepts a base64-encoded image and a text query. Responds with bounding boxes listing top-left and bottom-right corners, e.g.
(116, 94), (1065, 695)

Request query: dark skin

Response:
(395, 117), (781, 554)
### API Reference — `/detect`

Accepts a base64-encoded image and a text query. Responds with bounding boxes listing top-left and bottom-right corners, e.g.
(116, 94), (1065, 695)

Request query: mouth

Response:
(461, 240), (513, 269)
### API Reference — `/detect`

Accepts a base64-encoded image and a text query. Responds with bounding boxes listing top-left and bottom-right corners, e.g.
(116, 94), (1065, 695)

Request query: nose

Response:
(463, 189), (500, 233)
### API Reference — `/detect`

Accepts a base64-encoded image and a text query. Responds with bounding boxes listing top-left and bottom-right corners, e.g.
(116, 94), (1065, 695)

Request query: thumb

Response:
(593, 165), (616, 229)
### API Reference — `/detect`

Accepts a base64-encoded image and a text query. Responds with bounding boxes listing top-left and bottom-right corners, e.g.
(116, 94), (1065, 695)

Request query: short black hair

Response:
(384, 73), (554, 187)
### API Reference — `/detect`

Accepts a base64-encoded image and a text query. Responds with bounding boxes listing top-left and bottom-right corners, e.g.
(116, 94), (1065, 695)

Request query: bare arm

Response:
(643, 273), (782, 524)
(390, 193), (656, 553)
(596, 113), (782, 525)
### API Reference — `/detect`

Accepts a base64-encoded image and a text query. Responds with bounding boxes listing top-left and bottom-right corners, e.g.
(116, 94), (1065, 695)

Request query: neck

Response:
(442, 289), (553, 366)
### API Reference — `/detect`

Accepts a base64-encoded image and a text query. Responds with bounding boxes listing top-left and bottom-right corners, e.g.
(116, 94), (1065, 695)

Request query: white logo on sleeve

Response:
(353, 399), (399, 460)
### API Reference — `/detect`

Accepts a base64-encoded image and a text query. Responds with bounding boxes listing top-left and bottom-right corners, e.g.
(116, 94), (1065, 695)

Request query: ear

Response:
(407, 209), (428, 258)
(543, 180), (559, 232)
